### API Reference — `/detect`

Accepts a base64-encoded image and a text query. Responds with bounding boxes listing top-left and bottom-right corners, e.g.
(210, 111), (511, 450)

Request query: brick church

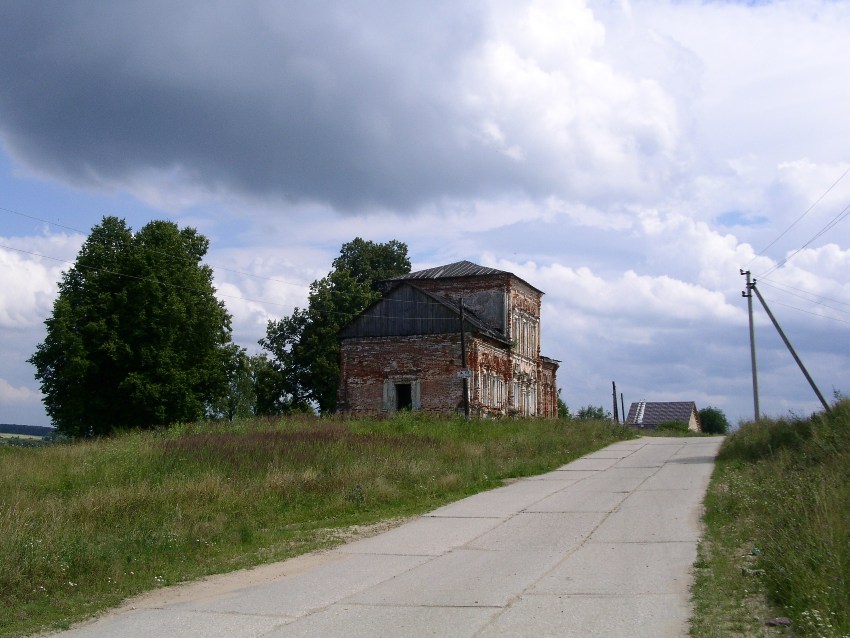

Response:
(337, 261), (559, 418)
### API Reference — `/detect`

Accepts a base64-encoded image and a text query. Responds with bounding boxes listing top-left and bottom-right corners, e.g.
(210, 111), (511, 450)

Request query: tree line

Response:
(30, 217), (410, 437)
(556, 397), (729, 434)
(31, 216), (729, 437)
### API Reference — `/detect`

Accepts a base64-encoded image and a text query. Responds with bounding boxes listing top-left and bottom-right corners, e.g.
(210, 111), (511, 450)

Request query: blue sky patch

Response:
(715, 211), (769, 227)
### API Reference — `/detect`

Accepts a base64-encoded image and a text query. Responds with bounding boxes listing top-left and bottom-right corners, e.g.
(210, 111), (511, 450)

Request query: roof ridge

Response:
(387, 260), (507, 281)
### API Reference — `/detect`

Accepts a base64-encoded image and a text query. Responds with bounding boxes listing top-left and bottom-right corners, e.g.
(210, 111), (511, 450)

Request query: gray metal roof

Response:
(387, 260), (543, 294)
(625, 401), (699, 427)
(388, 260), (508, 281)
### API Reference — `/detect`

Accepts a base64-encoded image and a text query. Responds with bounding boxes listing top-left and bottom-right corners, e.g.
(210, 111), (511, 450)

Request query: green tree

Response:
(557, 389), (572, 420)
(207, 346), (256, 422)
(29, 217), (233, 436)
(260, 238), (410, 414)
(576, 405), (612, 421)
(251, 353), (300, 416)
(208, 350), (304, 421)
(698, 406), (730, 434)
(332, 237), (411, 292)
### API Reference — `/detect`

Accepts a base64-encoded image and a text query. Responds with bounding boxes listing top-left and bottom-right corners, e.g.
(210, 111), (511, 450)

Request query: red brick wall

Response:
(538, 360), (559, 418)
(339, 273), (558, 419)
(340, 333), (559, 418)
(338, 333), (469, 416)
(410, 274), (511, 298)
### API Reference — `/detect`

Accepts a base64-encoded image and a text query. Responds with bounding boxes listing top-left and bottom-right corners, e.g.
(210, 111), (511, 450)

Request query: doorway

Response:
(396, 383), (412, 411)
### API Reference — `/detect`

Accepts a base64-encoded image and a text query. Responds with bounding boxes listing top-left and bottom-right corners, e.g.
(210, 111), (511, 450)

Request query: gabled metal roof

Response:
(387, 260), (543, 294)
(388, 260), (506, 280)
(625, 401), (699, 427)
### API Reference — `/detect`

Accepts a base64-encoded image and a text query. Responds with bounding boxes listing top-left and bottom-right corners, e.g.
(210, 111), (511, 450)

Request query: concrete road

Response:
(56, 436), (723, 638)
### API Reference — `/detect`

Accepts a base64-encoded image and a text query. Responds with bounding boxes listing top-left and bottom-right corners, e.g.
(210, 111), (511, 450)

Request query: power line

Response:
(758, 291), (850, 327)
(750, 281), (831, 412)
(758, 279), (850, 313)
(0, 242), (296, 310)
(758, 201), (850, 278)
(0, 205), (84, 234)
(1, 243), (489, 324)
(1, 205), (476, 316)
(0, 204), (311, 290)
(746, 166), (850, 268)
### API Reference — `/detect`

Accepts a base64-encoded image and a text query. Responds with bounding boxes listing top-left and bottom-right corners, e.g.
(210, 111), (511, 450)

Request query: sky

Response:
(1, 0), (848, 428)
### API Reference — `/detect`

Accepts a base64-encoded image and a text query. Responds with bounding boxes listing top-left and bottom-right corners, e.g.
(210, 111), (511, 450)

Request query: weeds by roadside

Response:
(636, 428), (710, 438)
(0, 414), (633, 637)
(691, 401), (850, 637)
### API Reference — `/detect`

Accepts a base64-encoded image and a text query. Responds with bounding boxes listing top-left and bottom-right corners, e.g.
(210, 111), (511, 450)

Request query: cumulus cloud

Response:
(788, 243), (850, 280)
(0, 373), (46, 426)
(0, 233), (83, 329)
(0, 0), (689, 214)
(209, 246), (320, 350)
(459, 0), (682, 202)
(1, 0), (848, 426)
(0, 378), (39, 403)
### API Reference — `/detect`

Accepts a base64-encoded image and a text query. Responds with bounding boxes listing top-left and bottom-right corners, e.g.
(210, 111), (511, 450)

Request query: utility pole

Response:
(620, 393), (626, 424)
(741, 270), (760, 420)
(750, 282), (830, 413)
(612, 381), (619, 423)
(459, 298), (470, 419)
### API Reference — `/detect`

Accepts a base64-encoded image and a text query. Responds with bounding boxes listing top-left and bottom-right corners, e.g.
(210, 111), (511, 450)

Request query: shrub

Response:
(576, 405), (611, 421)
(698, 406), (730, 434)
(656, 420), (689, 433)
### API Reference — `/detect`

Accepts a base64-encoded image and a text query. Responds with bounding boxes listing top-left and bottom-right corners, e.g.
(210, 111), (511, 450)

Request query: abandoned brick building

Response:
(337, 261), (559, 418)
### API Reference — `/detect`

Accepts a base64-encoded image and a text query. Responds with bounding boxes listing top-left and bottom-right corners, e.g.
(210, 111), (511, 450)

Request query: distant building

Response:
(337, 261), (559, 417)
(625, 401), (701, 431)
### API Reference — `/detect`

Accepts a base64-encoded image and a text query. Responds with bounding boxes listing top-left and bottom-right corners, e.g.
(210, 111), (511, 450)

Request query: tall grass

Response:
(0, 414), (633, 637)
(692, 400), (850, 637)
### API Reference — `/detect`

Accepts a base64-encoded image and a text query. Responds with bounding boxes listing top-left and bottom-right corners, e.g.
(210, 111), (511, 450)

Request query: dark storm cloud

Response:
(0, 1), (533, 211)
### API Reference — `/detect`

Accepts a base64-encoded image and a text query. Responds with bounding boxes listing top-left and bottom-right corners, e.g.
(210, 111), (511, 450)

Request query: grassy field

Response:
(691, 400), (850, 637)
(0, 414), (634, 637)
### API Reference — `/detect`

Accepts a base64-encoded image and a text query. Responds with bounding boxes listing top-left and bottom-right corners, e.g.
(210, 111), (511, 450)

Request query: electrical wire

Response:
(0, 242), (494, 324)
(758, 279), (850, 313)
(0, 205), (311, 290)
(758, 201), (850, 278)
(0, 242), (296, 310)
(758, 294), (850, 327)
(746, 166), (850, 269)
(2, 203), (500, 318)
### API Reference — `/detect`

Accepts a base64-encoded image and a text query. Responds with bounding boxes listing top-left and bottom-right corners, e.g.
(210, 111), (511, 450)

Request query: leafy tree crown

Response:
(29, 216), (233, 436)
(260, 238), (410, 414)
(698, 406), (730, 434)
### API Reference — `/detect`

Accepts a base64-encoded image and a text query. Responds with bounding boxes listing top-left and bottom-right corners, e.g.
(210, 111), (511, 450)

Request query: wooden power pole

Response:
(750, 282), (830, 413)
(741, 270), (760, 420)
(612, 381), (619, 423)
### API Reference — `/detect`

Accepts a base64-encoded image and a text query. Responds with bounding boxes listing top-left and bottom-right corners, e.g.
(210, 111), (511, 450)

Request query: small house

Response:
(625, 401), (701, 431)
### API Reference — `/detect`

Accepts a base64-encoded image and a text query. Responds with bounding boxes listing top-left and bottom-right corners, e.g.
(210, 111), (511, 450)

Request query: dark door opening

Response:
(396, 383), (412, 411)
